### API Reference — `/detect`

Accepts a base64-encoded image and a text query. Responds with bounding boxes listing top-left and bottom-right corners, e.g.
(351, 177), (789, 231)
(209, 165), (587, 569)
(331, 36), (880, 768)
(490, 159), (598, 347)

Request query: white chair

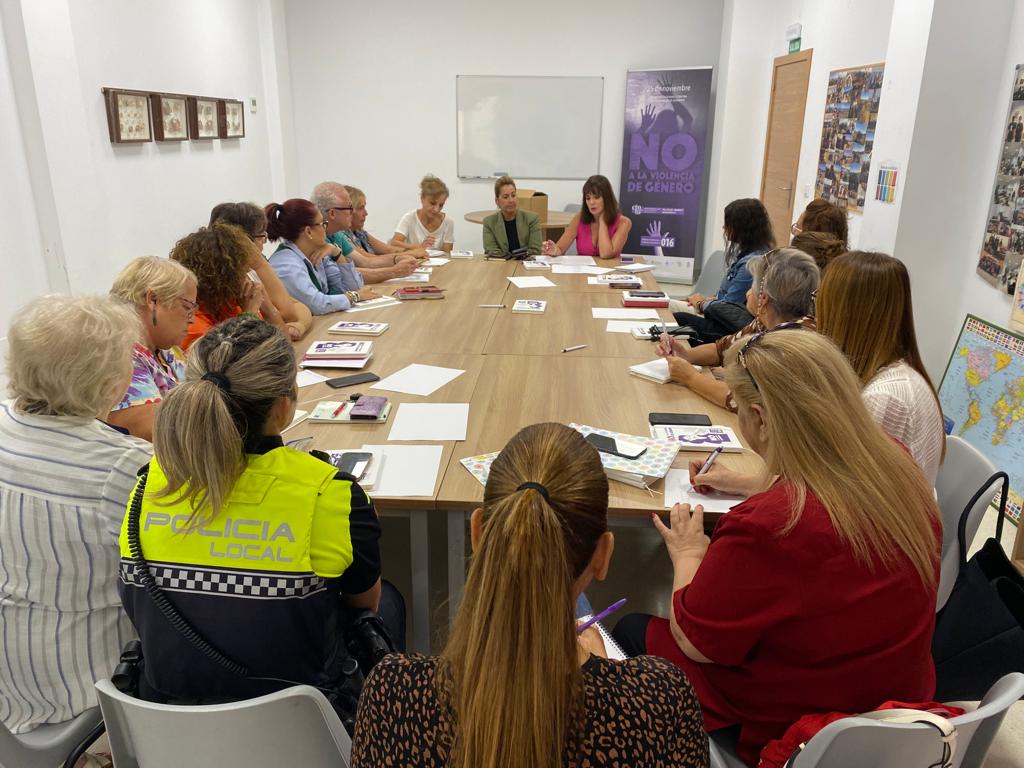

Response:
(563, 203), (582, 213)
(0, 706), (102, 768)
(708, 672), (1024, 768)
(935, 436), (1000, 610)
(691, 249), (726, 296)
(94, 680), (351, 768)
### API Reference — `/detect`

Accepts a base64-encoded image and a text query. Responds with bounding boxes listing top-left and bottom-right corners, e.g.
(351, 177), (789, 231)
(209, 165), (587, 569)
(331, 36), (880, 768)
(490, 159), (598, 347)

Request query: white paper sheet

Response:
(591, 308), (663, 320)
(605, 320), (678, 333)
(663, 468), (746, 513)
(551, 265), (614, 275)
(423, 257), (450, 267)
(296, 370), (328, 388)
(508, 276), (557, 289)
(343, 297), (401, 313)
(554, 255), (597, 266)
(370, 363), (465, 396)
(361, 444), (444, 497)
(425, 249), (446, 257)
(388, 403), (469, 441)
(383, 272), (430, 284)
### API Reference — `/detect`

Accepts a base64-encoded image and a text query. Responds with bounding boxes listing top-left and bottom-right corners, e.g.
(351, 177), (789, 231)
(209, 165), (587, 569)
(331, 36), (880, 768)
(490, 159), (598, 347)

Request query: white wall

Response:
(283, 0), (724, 253)
(893, 0), (1021, 377)
(3, 0), (291, 297)
(707, 0), (897, 252)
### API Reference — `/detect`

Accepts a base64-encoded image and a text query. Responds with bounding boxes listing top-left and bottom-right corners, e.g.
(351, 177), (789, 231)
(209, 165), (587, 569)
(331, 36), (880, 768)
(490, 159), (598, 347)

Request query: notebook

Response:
(460, 451), (500, 485)
(569, 423), (680, 489)
(309, 401), (392, 423)
(299, 354), (372, 369)
(328, 321), (389, 336)
(578, 614), (627, 661)
(614, 263), (656, 273)
(649, 425), (744, 452)
(628, 358), (672, 384)
(450, 249), (474, 258)
(343, 296), (401, 312)
(304, 340), (373, 359)
(512, 299), (546, 313)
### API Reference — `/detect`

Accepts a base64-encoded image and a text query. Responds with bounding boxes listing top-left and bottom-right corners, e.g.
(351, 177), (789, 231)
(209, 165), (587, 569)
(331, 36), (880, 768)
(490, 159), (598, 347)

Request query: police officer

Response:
(118, 315), (397, 705)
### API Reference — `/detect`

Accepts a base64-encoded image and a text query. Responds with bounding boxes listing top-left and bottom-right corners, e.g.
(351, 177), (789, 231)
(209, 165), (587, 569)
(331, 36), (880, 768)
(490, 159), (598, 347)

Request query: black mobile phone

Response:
(630, 291), (665, 297)
(584, 433), (647, 460)
(326, 372), (381, 389)
(648, 412), (712, 427)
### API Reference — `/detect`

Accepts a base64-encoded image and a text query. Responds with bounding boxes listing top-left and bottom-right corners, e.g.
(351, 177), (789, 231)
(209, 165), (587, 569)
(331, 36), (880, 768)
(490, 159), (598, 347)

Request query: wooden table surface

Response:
(294, 254), (764, 517)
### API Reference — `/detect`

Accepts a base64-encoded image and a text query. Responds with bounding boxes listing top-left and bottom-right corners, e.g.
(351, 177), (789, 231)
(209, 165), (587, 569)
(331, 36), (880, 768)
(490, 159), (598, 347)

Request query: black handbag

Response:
(932, 472), (1024, 701)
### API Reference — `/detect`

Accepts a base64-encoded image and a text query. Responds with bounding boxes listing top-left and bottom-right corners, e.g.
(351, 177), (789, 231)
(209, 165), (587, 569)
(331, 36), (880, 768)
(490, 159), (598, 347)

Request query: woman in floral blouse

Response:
(108, 256), (197, 440)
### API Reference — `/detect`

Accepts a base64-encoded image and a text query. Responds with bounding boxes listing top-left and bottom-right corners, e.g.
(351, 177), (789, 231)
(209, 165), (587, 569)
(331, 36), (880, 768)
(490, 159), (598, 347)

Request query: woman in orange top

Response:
(170, 223), (286, 349)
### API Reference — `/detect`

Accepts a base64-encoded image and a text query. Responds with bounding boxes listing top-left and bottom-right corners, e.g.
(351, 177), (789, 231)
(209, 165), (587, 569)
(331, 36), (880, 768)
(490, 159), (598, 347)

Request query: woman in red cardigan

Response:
(614, 327), (940, 766)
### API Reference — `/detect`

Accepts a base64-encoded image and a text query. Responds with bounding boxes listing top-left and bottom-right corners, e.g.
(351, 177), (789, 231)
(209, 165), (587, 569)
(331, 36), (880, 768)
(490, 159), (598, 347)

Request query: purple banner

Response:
(619, 68), (712, 270)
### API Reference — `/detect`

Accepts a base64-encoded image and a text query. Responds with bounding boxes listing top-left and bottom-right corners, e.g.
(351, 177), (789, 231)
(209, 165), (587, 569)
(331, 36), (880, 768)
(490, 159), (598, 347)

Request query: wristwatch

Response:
(347, 291), (360, 305)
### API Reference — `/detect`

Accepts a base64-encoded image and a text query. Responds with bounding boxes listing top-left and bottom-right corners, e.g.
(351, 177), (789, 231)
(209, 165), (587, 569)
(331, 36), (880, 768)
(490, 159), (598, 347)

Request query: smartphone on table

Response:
(326, 372), (380, 388)
(584, 433), (647, 460)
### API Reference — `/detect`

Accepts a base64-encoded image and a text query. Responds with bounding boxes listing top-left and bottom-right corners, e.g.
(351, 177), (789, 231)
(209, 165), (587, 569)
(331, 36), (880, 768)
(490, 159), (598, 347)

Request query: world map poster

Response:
(938, 316), (1024, 523)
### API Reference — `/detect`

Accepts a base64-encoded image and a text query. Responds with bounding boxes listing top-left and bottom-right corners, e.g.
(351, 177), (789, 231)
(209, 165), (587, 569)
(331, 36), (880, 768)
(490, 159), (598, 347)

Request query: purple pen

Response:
(576, 598), (627, 634)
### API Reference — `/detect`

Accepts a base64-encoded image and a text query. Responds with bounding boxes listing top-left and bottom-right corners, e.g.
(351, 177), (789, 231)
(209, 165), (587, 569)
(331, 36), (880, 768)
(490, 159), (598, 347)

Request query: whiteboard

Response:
(456, 75), (603, 180)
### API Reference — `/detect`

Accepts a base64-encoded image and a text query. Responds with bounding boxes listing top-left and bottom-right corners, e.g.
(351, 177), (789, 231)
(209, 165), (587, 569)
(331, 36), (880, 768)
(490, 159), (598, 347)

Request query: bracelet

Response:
(347, 291), (359, 305)
(393, 254), (399, 265)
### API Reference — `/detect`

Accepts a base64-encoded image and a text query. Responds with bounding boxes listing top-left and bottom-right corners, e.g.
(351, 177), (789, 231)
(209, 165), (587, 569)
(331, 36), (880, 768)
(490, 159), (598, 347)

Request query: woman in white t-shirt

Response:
(817, 251), (945, 486)
(391, 174), (455, 253)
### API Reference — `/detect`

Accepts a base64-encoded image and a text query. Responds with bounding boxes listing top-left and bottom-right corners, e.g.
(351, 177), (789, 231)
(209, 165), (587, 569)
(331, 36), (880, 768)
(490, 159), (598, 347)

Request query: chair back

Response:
(94, 680), (351, 768)
(691, 249), (727, 296)
(563, 203), (582, 213)
(0, 707), (102, 768)
(935, 436), (999, 609)
(788, 717), (950, 767)
(948, 671), (1024, 767)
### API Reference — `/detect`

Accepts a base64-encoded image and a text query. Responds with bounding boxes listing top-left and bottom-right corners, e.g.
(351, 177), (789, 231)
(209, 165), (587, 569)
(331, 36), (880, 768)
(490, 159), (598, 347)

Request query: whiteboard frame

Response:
(455, 74), (604, 181)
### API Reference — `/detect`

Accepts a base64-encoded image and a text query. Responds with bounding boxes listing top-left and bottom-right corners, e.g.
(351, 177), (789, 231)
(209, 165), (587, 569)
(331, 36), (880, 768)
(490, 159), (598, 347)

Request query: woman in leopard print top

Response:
(352, 423), (708, 768)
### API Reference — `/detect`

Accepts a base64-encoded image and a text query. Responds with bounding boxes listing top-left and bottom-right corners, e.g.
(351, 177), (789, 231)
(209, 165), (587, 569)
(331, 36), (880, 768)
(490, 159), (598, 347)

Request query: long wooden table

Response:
(292, 255), (763, 650)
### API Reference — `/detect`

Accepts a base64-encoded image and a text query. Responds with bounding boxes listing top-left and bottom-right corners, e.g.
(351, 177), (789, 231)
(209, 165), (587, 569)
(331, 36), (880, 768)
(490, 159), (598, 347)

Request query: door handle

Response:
(778, 186), (793, 191)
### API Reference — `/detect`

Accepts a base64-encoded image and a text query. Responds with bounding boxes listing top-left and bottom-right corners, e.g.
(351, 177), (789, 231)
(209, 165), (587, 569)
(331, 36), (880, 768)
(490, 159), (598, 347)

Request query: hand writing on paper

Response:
(688, 458), (759, 496)
(652, 502), (709, 565)
(657, 333), (690, 359)
(357, 286), (381, 301)
(541, 240), (561, 256)
(577, 625), (608, 659)
(421, 235), (437, 249)
(639, 103), (657, 135)
(666, 355), (699, 384)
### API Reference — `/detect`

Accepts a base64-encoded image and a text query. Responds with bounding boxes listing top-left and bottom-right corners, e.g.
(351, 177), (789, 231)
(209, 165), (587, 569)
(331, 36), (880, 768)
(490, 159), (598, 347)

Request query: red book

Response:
(393, 286), (445, 300)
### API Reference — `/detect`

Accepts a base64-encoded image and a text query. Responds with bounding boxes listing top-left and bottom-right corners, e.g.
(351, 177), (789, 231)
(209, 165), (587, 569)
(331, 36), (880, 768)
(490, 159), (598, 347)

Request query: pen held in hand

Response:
(562, 344), (587, 353)
(695, 446), (723, 478)
(576, 598), (627, 634)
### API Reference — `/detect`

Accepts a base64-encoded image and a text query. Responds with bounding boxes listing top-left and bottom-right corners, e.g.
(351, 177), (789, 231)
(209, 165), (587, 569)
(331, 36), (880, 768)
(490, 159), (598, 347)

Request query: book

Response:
(621, 290), (670, 308)
(383, 272), (430, 284)
(628, 358), (672, 384)
(631, 324), (678, 340)
(325, 449), (385, 491)
(512, 299), (546, 314)
(597, 273), (644, 284)
(614, 263), (656, 273)
(298, 354), (372, 369)
(649, 424), (744, 452)
(393, 285), (445, 300)
(450, 249), (474, 258)
(304, 340), (373, 359)
(522, 261), (551, 270)
(569, 423), (680, 489)
(344, 296), (401, 312)
(577, 614), (627, 661)
(460, 451), (500, 486)
(309, 401), (392, 423)
(328, 321), (389, 336)
(414, 266), (433, 274)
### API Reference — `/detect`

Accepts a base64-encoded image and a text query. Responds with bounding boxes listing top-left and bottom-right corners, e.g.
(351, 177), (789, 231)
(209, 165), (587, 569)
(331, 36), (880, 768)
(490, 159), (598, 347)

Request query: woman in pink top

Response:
(542, 175), (632, 259)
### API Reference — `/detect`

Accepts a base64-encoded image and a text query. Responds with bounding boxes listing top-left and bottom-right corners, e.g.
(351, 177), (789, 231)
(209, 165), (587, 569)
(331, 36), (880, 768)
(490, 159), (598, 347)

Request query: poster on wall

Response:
(618, 67), (713, 281)
(1012, 274), (1024, 332)
(813, 63), (885, 215)
(977, 64), (1024, 293)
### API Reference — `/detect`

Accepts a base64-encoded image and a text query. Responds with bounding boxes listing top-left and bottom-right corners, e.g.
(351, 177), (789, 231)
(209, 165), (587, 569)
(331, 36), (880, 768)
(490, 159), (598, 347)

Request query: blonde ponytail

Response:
(153, 316), (296, 521)
(437, 423), (609, 768)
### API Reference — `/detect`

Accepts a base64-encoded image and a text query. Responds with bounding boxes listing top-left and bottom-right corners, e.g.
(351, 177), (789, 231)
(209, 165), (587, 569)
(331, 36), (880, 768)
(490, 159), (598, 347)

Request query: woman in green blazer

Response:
(482, 176), (543, 256)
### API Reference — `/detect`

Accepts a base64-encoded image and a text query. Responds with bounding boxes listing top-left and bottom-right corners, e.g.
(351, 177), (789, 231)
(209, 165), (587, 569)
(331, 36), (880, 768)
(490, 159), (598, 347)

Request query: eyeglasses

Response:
(736, 320), (807, 392)
(326, 206), (354, 213)
(250, 232), (268, 244)
(178, 297), (199, 316)
(309, 220), (328, 231)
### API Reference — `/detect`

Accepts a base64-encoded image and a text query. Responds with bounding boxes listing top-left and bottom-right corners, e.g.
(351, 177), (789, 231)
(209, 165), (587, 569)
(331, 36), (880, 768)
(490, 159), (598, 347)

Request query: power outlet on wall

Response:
(250, 98), (258, 113)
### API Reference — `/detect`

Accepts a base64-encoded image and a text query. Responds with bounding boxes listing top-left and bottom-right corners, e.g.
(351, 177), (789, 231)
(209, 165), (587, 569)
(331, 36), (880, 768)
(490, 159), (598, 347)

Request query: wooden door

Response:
(760, 50), (813, 245)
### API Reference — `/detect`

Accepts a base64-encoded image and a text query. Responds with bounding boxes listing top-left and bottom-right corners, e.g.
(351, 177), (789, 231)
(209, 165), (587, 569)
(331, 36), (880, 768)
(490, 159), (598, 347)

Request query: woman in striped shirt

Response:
(0, 295), (152, 735)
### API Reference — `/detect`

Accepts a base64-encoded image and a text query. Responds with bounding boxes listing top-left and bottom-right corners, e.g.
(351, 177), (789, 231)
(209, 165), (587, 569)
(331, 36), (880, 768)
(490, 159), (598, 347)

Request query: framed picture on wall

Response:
(150, 93), (188, 141)
(187, 96), (220, 140)
(102, 87), (153, 143)
(218, 99), (245, 139)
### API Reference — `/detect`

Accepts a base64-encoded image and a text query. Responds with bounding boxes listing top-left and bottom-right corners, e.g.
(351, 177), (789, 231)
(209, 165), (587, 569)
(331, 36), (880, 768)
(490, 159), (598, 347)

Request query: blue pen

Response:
(576, 598), (627, 634)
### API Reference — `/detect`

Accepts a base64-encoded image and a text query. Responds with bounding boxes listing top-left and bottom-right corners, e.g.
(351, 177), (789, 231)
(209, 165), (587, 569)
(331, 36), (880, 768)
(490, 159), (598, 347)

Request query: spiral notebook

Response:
(578, 614), (627, 661)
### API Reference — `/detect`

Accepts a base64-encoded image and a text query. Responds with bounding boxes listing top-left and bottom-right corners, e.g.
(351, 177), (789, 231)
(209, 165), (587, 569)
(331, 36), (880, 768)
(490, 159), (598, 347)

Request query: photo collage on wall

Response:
(814, 63), (885, 214)
(978, 64), (1024, 297)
